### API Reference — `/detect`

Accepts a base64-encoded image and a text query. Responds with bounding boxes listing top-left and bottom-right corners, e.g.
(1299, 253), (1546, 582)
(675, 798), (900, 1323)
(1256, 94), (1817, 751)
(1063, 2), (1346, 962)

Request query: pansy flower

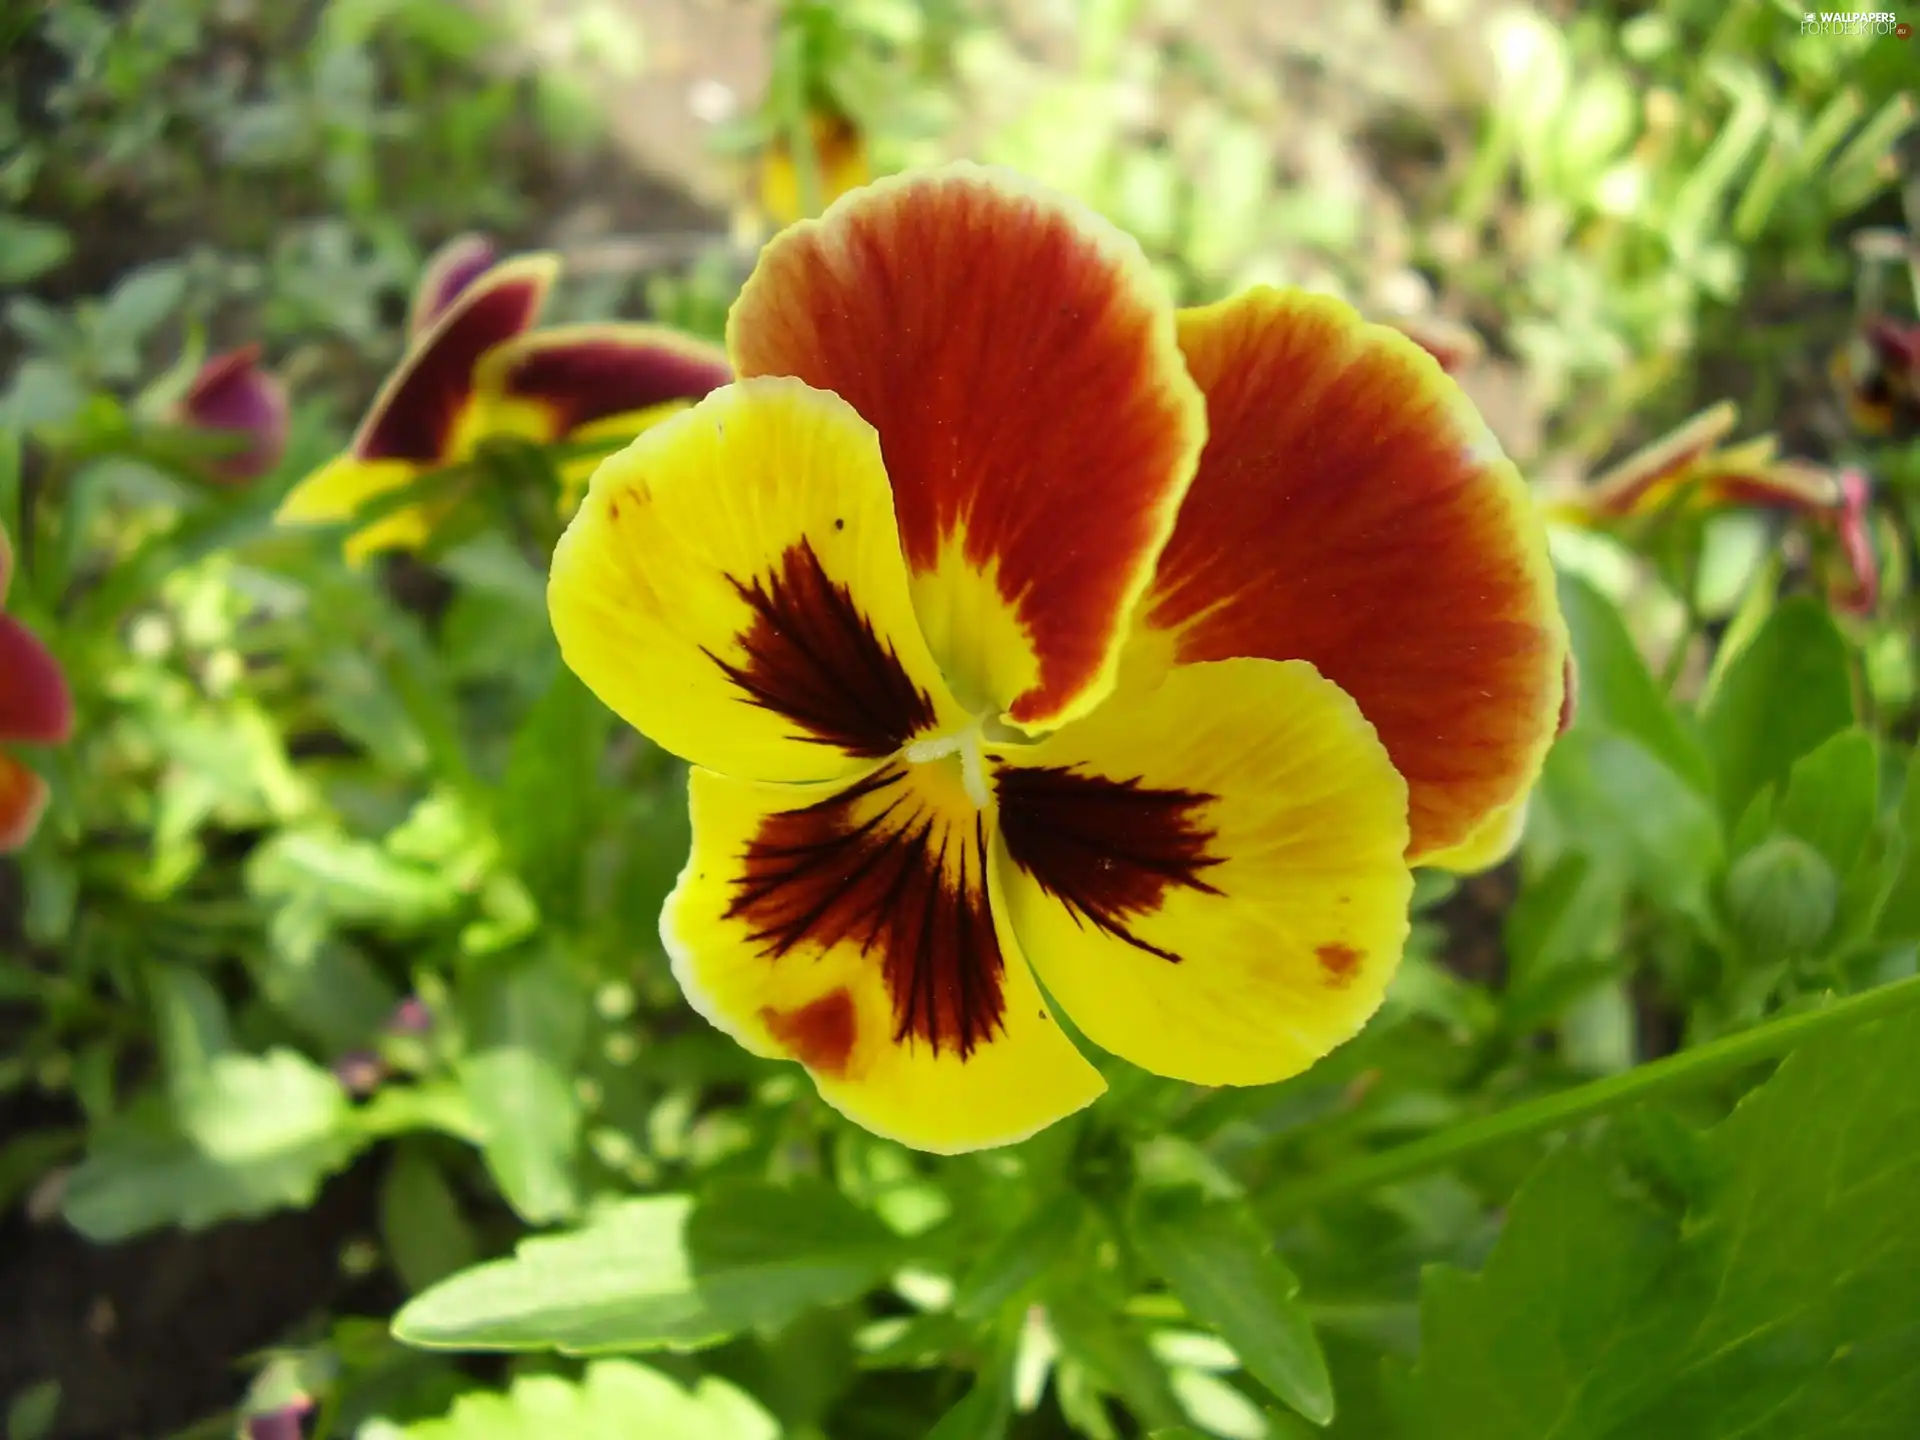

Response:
(170, 344), (290, 484)
(276, 238), (732, 564)
(549, 166), (1567, 1152)
(0, 524), (74, 852)
(1546, 402), (1841, 527)
(1831, 316), (1920, 437)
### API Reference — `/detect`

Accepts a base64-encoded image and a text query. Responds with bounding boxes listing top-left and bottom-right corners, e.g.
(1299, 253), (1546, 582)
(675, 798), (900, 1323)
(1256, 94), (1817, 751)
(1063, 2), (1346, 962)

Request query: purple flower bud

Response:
(175, 345), (290, 485)
(389, 996), (432, 1034)
(245, 1396), (313, 1440)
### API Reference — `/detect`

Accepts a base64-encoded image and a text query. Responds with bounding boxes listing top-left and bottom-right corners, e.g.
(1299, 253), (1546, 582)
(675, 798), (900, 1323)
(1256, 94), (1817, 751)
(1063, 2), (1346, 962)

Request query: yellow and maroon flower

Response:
(0, 525), (74, 852)
(276, 244), (731, 564)
(548, 166), (1568, 1152)
(172, 343), (290, 484)
(1547, 402), (1840, 526)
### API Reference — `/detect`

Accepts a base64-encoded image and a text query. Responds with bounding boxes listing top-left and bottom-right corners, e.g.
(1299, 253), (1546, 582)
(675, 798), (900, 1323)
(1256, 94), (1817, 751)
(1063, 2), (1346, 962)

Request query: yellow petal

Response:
(548, 378), (970, 784)
(663, 760), (1106, 1153)
(275, 454), (438, 566)
(1418, 791), (1529, 874)
(992, 658), (1413, 1087)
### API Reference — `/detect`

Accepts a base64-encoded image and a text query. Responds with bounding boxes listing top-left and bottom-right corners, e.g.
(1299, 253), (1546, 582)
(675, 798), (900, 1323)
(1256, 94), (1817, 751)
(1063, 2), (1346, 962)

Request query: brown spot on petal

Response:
(706, 541), (937, 759)
(762, 988), (858, 1077)
(729, 767), (1005, 1058)
(1317, 943), (1362, 987)
(1557, 654), (1579, 738)
(995, 765), (1223, 962)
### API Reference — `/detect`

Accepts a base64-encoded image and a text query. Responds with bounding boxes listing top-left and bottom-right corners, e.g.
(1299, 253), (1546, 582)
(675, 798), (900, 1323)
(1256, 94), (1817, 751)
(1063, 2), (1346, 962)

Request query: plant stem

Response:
(1260, 972), (1920, 1222)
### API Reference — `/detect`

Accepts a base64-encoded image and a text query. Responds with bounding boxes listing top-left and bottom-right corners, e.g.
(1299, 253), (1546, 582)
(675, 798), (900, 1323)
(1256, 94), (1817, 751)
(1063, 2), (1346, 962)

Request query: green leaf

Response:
(1396, 1005), (1920, 1438)
(147, 964), (232, 1102)
(458, 953), (590, 1225)
(494, 661), (614, 920)
(388, 1358), (777, 1440)
(248, 830), (462, 929)
(380, 1145), (480, 1295)
(1047, 1287), (1186, 1432)
(1133, 1190), (1334, 1426)
(393, 1180), (906, 1353)
(1701, 598), (1854, 830)
(954, 1194), (1085, 1320)
(1775, 728), (1878, 875)
(1875, 762), (1920, 942)
(457, 1047), (580, 1226)
(926, 1369), (1013, 1440)
(0, 215), (72, 285)
(1559, 572), (1710, 793)
(1537, 728), (1722, 920)
(6, 1379), (60, 1440)
(63, 1051), (360, 1240)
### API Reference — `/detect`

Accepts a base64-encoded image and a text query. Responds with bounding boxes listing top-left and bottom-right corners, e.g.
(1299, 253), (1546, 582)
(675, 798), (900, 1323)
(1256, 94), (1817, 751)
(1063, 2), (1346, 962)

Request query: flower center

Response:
(903, 719), (992, 809)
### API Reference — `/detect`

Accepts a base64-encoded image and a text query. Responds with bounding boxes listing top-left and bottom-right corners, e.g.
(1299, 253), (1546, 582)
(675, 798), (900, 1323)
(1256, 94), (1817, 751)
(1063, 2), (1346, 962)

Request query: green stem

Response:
(1261, 973), (1920, 1222)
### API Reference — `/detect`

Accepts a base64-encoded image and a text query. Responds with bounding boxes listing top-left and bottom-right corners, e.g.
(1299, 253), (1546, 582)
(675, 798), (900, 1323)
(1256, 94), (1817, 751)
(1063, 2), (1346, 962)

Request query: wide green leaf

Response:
(1875, 760), (1920, 942)
(1701, 597), (1854, 830)
(1395, 1004), (1920, 1438)
(1774, 728), (1878, 875)
(1133, 1190), (1334, 1426)
(63, 1050), (360, 1240)
(393, 1180), (906, 1353)
(1558, 573), (1711, 793)
(380, 1358), (777, 1440)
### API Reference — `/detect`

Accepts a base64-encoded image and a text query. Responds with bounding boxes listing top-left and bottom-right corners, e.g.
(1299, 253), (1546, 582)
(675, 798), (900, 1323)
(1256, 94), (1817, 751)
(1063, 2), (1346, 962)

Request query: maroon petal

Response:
(408, 234), (497, 339)
(473, 324), (733, 439)
(179, 345), (291, 484)
(0, 614), (72, 744)
(354, 254), (558, 463)
(1829, 467), (1880, 616)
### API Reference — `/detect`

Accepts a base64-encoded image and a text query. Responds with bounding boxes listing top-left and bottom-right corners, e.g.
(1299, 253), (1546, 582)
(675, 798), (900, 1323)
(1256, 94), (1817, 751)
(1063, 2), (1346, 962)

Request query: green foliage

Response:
(393, 1183), (908, 1354)
(1397, 1006), (1920, 1438)
(371, 1359), (778, 1440)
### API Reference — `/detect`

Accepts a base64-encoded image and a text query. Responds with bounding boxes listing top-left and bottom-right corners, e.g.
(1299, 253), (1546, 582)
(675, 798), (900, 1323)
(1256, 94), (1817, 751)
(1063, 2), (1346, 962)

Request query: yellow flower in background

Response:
(757, 108), (872, 229)
(276, 236), (731, 564)
(547, 165), (1568, 1153)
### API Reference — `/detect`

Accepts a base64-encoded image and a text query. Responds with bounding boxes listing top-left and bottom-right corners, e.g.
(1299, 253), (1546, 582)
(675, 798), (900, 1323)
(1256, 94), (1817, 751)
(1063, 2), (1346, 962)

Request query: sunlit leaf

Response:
(394, 1182), (906, 1353)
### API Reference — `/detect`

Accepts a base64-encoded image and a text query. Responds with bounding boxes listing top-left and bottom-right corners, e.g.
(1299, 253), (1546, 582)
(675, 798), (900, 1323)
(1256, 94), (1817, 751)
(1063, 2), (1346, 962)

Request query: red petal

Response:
(729, 164), (1205, 731)
(354, 255), (557, 463)
(1145, 289), (1566, 860)
(0, 613), (72, 744)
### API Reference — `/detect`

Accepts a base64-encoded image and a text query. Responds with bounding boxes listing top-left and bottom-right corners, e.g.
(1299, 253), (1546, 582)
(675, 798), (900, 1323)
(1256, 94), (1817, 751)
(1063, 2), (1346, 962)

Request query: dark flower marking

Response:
(996, 764), (1223, 962)
(358, 274), (546, 462)
(706, 541), (937, 758)
(727, 766), (1006, 1059)
(761, 988), (858, 1076)
(1316, 942), (1361, 988)
(493, 335), (730, 432)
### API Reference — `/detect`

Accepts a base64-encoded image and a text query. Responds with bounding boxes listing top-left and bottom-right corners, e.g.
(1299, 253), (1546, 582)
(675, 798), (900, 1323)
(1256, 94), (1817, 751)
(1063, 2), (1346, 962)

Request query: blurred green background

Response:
(3, 1), (1920, 1438)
